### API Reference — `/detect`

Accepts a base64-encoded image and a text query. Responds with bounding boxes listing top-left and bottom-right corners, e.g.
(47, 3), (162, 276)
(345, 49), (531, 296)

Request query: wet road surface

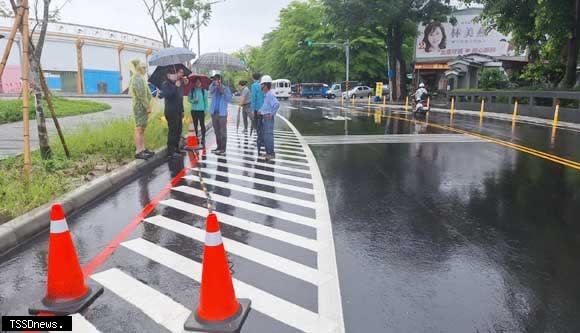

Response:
(1, 99), (579, 332)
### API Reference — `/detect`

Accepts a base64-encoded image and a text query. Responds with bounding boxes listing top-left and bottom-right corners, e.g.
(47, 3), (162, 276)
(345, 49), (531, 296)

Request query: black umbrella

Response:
(148, 64), (192, 89)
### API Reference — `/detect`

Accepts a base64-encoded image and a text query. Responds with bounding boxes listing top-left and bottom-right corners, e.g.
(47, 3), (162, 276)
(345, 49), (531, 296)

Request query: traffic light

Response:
(298, 38), (314, 48)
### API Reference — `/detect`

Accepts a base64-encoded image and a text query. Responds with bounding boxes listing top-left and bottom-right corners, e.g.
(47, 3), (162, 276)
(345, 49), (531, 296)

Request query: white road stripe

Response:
(227, 132), (301, 143)
(319, 107), (333, 111)
(224, 146), (309, 162)
(229, 142), (307, 155)
(161, 198), (319, 251)
(221, 150), (311, 167)
(286, 106), (299, 110)
(227, 127), (295, 136)
(200, 159), (313, 184)
(185, 176), (316, 209)
(122, 239), (337, 333)
(144, 215), (328, 286)
(191, 168), (315, 195)
(228, 135), (305, 148)
(173, 186), (317, 228)
(278, 114), (345, 333)
(303, 106), (317, 110)
(50, 314), (101, 333)
(203, 155), (311, 174)
(91, 269), (191, 333)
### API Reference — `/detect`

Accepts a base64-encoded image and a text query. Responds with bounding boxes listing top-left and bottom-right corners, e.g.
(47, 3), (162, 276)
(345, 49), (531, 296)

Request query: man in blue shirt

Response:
(258, 75), (280, 161)
(209, 74), (232, 155)
(250, 73), (265, 152)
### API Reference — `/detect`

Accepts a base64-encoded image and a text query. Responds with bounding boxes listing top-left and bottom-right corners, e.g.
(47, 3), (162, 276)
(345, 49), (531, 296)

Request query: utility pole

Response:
(196, 10), (201, 59)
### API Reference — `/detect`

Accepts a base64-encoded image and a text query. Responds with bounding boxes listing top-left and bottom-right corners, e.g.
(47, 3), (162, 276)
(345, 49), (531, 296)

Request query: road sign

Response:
(375, 82), (383, 97)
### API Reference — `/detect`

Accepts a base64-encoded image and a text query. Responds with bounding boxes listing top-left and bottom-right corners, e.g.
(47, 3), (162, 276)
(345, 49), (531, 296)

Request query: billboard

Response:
(415, 13), (520, 60)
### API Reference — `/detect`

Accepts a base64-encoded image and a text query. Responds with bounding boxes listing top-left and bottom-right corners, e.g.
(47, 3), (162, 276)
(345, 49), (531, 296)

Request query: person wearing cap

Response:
(250, 73), (265, 149)
(209, 73), (232, 155)
(161, 67), (186, 158)
(258, 75), (280, 161)
(238, 80), (251, 133)
(128, 59), (154, 160)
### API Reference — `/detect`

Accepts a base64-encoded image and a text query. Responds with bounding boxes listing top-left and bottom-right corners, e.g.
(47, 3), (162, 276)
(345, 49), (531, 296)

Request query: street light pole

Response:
(196, 10), (201, 58)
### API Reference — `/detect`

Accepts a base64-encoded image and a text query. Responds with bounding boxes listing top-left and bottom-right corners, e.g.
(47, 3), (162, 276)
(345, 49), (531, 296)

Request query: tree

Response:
(325, 0), (452, 99)
(142, 0), (172, 47)
(466, 0), (580, 88)
(247, 0), (390, 85)
(165, 0), (212, 50)
(6, 0), (70, 159)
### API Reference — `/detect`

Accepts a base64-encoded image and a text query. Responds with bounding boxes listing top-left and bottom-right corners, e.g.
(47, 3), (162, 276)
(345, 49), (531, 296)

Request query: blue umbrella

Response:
(149, 47), (195, 66)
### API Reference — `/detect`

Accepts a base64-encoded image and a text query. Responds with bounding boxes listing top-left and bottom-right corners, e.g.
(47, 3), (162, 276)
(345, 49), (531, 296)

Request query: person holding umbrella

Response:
(188, 77), (209, 146)
(161, 67), (188, 158)
(209, 73), (232, 156)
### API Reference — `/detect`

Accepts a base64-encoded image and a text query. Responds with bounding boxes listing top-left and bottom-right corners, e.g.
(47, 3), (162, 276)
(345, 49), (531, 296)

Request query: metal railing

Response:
(448, 90), (580, 123)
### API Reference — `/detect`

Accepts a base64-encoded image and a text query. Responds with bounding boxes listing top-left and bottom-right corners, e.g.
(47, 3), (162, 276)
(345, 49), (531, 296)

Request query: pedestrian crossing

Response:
(82, 113), (344, 333)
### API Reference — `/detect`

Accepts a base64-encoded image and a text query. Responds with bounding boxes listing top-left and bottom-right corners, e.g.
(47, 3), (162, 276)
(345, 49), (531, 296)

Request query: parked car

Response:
(343, 86), (373, 99)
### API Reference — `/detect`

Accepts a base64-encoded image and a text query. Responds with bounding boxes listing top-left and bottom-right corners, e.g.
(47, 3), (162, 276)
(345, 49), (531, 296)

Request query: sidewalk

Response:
(0, 98), (132, 160)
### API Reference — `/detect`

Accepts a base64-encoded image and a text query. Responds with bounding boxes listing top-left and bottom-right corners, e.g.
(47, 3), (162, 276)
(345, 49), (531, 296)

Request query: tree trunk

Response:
(385, 27), (399, 100)
(560, 0), (580, 88)
(392, 22), (408, 99)
(30, 57), (52, 159)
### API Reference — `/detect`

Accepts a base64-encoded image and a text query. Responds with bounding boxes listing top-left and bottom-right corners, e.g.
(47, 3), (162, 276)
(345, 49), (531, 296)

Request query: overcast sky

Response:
(56, 0), (295, 54)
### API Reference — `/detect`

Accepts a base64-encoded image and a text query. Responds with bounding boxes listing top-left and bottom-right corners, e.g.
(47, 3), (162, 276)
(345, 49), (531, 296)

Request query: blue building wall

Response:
(83, 69), (121, 94)
(46, 76), (62, 90)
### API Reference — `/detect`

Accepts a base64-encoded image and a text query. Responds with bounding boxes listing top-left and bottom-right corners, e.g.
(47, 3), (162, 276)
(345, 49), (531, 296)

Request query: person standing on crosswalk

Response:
(258, 75), (280, 161)
(209, 73), (232, 156)
(250, 73), (265, 151)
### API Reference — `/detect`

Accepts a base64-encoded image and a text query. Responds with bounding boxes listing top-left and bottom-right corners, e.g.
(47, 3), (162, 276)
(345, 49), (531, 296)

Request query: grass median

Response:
(0, 97), (111, 124)
(0, 109), (169, 224)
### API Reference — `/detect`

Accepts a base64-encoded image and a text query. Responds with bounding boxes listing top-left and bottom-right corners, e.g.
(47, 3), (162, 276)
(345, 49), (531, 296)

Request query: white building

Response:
(0, 17), (162, 94)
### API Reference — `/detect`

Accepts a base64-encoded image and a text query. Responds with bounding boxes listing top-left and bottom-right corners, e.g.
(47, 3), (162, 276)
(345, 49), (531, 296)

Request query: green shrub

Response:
(479, 69), (508, 90)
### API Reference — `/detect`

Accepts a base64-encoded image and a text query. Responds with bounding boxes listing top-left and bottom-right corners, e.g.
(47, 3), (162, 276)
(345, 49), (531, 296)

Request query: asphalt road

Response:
(1, 99), (579, 332)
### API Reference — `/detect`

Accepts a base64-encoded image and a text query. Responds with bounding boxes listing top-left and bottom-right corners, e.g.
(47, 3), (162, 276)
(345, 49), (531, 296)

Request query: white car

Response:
(343, 86), (373, 99)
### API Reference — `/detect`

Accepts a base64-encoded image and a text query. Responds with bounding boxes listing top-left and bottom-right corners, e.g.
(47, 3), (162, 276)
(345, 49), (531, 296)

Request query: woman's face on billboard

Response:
(428, 26), (443, 49)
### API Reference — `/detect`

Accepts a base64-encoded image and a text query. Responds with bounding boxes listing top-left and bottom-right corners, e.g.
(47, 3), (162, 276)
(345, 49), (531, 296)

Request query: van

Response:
(272, 79), (291, 100)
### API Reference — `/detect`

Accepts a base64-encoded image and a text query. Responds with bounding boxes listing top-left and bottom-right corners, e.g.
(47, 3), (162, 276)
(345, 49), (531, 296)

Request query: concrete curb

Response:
(0, 148), (168, 256)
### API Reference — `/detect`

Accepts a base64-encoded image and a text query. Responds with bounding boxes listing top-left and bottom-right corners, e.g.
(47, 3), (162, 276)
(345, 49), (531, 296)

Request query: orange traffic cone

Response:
(29, 204), (103, 315)
(184, 213), (251, 332)
(186, 123), (201, 151)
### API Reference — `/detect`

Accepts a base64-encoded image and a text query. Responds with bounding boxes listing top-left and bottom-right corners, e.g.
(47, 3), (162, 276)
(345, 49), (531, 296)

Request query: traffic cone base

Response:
(28, 204), (104, 316)
(184, 298), (251, 333)
(29, 281), (104, 316)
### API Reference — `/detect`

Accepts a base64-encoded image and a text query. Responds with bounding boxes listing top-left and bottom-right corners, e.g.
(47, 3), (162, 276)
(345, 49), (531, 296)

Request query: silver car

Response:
(343, 86), (373, 99)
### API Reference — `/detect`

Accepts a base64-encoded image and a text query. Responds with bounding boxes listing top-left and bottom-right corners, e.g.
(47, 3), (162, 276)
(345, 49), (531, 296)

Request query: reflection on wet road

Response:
(1, 99), (579, 332)
(282, 99), (580, 332)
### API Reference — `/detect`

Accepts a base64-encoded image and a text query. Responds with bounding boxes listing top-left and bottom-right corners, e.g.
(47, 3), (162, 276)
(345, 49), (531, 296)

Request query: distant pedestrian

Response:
(188, 77), (209, 146)
(258, 75), (280, 161)
(209, 73), (232, 156)
(250, 73), (265, 153)
(238, 80), (251, 133)
(161, 67), (186, 158)
(128, 59), (154, 160)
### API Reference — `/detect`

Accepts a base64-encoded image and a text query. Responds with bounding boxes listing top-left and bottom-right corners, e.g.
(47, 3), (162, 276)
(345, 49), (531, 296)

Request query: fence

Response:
(447, 91), (580, 123)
